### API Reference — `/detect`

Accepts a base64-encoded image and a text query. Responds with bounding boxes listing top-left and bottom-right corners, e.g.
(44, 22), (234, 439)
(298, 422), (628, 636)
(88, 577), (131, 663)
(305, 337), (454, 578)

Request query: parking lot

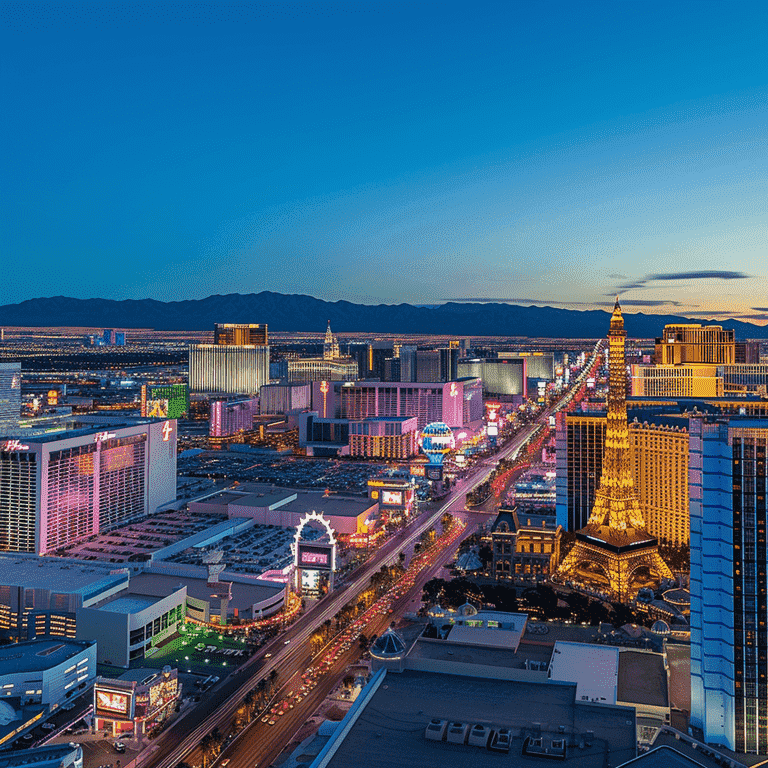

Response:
(177, 453), (387, 493)
(164, 522), (295, 575)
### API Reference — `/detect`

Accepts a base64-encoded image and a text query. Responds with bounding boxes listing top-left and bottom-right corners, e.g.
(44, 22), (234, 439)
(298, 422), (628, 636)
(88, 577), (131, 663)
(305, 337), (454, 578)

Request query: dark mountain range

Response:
(1, 293), (766, 339)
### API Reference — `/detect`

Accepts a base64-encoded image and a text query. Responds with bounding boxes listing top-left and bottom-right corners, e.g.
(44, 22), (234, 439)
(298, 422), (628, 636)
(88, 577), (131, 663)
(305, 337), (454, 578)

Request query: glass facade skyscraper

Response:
(690, 417), (768, 754)
(0, 362), (21, 435)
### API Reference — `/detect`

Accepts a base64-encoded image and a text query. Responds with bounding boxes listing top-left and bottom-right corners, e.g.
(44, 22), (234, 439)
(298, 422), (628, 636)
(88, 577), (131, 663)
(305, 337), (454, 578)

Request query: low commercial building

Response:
(548, 641), (670, 736)
(0, 555), (130, 641)
(309, 667), (637, 768)
(76, 584), (186, 668)
(93, 666), (180, 738)
(190, 484), (377, 537)
(0, 639), (96, 748)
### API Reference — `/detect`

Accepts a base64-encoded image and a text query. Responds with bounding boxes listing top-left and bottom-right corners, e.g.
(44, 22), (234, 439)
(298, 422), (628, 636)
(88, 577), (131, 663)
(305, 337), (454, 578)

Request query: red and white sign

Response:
(2, 439), (29, 452)
(162, 421), (173, 442)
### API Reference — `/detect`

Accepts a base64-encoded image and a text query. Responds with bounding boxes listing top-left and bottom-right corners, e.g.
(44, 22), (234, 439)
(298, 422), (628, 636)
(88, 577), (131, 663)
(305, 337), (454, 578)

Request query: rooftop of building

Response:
(5, 415), (165, 443)
(408, 635), (553, 672)
(0, 639), (94, 676)
(127, 571), (282, 610)
(117, 667), (171, 685)
(319, 669), (638, 768)
(0, 744), (82, 768)
(617, 650), (669, 708)
(0, 554), (128, 595)
(58, 510), (227, 562)
(224, 484), (376, 518)
(98, 593), (161, 614)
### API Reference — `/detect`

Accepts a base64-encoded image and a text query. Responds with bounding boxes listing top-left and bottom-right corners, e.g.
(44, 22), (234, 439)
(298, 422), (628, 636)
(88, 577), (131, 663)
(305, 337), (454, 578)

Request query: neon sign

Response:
(2, 439), (29, 451)
(93, 432), (116, 443)
(320, 380), (329, 418)
(162, 421), (173, 442)
(449, 382), (458, 398)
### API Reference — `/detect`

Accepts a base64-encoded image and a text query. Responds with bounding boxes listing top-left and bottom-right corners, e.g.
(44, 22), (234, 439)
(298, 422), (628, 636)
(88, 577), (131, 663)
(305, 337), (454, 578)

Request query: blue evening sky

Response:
(2, 0), (767, 320)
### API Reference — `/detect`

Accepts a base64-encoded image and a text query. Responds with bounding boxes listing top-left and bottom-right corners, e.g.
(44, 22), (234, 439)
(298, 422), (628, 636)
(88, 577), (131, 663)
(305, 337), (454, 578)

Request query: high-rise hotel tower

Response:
(189, 323), (269, 395)
(690, 416), (768, 754)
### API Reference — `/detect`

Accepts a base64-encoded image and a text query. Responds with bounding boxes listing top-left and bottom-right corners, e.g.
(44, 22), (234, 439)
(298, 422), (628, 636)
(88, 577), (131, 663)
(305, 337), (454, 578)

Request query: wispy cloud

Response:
(752, 307), (768, 312)
(443, 298), (685, 307)
(617, 270), (752, 293)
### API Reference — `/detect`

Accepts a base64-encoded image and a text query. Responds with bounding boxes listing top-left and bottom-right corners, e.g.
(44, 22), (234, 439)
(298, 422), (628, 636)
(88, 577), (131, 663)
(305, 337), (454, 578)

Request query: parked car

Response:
(42, 723), (56, 731)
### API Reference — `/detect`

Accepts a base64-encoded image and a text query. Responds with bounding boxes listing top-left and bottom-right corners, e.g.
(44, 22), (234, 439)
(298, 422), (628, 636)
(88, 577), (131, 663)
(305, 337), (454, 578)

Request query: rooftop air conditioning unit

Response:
(468, 724), (491, 748)
(446, 722), (469, 745)
(424, 719), (447, 741)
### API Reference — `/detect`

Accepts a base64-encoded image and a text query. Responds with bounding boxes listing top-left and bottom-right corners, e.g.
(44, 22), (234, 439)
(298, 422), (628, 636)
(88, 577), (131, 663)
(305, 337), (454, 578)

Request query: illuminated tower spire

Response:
(323, 320), (339, 360)
(556, 298), (672, 601)
(585, 297), (646, 532)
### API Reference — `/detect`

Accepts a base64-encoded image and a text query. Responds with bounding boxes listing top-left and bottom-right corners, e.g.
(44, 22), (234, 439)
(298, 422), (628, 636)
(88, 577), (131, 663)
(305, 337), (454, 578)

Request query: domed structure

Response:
(457, 601), (478, 617)
(370, 625), (407, 672)
(651, 620), (671, 636)
(427, 604), (446, 619)
(455, 551), (482, 572)
(370, 626), (407, 659)
(418, 423), (455, 465)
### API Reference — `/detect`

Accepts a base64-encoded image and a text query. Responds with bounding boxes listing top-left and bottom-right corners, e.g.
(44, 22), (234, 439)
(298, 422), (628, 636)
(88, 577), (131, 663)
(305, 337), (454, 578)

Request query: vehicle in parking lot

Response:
(113, 742), (126, 753)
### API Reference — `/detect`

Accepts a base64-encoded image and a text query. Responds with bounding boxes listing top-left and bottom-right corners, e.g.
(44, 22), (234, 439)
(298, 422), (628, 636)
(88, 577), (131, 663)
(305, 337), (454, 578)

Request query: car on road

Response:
(113, 742), (126, 753)
(42, 723), (56, 730)
(220, 760), (230, 767)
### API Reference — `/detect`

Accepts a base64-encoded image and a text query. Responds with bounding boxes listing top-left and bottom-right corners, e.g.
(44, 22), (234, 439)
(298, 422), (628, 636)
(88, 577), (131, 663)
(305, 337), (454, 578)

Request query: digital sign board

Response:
(146, 399), (169, 418)
(141, 384), (189, 419)
(425, 465), (443, 482)
(297, 543), (333, 570)
(96, 690), (130, 717)
(381, 490), (403, 506)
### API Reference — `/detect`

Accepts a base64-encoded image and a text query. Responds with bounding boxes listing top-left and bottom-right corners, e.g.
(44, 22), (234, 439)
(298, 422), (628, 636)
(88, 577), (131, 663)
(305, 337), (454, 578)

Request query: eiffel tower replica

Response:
(556, 298), (672, 602)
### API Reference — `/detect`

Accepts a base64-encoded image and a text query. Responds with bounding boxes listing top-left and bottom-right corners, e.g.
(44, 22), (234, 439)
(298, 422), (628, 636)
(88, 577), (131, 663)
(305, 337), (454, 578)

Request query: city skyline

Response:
(3, 0), (767, 319)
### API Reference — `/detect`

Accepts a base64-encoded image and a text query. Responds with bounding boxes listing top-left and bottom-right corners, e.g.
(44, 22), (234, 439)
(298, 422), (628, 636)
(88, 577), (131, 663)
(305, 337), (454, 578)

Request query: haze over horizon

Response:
(3, 0), (767, 322)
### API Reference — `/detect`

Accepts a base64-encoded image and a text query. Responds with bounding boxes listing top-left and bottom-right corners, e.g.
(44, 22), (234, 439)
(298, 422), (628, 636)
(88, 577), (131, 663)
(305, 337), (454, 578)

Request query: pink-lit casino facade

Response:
(310, 378), (483, 430)
(0, 419), (177, 555)
(209, 397), (259, 437)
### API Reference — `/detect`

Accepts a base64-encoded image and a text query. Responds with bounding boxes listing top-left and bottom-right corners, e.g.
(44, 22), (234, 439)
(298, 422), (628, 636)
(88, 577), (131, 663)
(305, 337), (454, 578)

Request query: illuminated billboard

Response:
(146, 399), (169, 418)
(96, 690), (130, 717)
(297, 543), (333, 570)
(381, 490), (403, 506)
(141, 384), (189, 419)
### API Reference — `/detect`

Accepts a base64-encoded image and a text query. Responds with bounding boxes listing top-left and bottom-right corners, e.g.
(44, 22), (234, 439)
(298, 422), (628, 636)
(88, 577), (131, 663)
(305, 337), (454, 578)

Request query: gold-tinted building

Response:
(629, 422), (689, 546)
(631, 365), (724, 397)
(560, 414), (689, 547)
(214, 323), (268, 346)
(655, 324), (735, 365)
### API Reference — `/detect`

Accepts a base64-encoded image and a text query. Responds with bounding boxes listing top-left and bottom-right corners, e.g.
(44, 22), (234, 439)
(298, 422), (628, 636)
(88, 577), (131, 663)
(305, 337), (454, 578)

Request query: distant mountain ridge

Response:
(1, 293), (766, 339)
